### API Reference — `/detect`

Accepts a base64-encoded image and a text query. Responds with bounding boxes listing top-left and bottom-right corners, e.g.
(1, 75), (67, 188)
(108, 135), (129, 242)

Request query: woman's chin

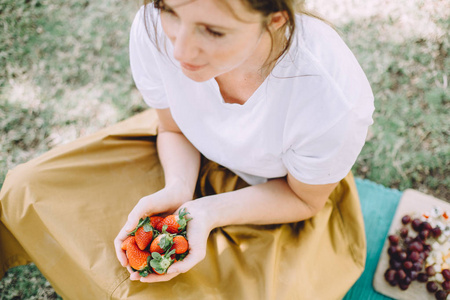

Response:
(181, 69), (213, 83)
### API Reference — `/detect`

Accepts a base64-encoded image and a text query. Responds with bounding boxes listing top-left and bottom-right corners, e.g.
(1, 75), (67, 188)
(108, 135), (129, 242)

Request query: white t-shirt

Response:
(129, 6), (375, 186)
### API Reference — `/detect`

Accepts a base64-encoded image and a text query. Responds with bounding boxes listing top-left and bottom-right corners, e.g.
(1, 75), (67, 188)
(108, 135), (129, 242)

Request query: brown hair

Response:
(142, 0), (332, 70)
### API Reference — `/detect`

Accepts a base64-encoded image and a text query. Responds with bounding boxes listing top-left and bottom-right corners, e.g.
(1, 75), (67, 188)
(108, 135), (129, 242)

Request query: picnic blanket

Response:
(344, 178), (402, 299)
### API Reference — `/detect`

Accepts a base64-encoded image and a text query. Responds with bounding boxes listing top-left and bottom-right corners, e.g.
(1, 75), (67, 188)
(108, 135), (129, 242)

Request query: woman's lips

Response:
(180, 62), (207, 71)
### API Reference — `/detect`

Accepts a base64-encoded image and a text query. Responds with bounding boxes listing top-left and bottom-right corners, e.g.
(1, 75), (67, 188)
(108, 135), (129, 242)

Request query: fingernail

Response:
(167, 269), (176, 274)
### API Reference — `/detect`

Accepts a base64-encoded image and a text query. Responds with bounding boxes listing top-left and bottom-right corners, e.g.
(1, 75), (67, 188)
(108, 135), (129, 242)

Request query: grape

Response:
(400, 227), (409, 238)
(388, 279), (398, 287)
(420, 251), (426, 260)
(412, 219), (422, 231)
(388, 246), (398, 255)
(413, 261), (423, 271)
(403, 260), (413, 270)
(409, 270), (418, 280)
(408, 251), (420, 262)
(421, 221), (433, 231)
(402, 215), (411, 225)
(396, 251), (407, 262)
(419, 230), (429, 241)
(424, 244), (432, 252)
(442, 269), (450, 281)
(399, 283), (410, 290)
(389, 258), (402, 270)
(433, 227), (442, 238)
(389, 235), (400, 245)
(418, 272), (429, 282)
(426, 266), (437, 276)
(427, 281), (439, 293)
(435, 290), (448, 300)
(402, 276), (412, 285)
(385, 269), (397, 282)
(397, 269), (407, 281)
(404, 236), (413, 244)
(409, 241), (424, 253)
(442, 281), (450, 291)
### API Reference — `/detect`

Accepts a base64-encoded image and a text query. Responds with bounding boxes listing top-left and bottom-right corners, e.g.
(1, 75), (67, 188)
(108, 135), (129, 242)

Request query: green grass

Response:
(0, 0), (449, 298)
(0, 264), (62, 300)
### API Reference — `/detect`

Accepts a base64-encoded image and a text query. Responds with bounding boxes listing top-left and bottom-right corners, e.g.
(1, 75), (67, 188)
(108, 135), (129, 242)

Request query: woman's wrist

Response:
(163, 178), (195, 206)
(188, 195), (223, 231)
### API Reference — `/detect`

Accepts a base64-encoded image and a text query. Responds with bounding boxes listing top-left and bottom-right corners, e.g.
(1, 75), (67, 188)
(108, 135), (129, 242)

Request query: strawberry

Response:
(150, 249), (176, 275)
(150, 216), (164, 232)
(160, 208), (192, 234)
(170, 235), (189, 254)
(126, 243), (151, 271)
(135, 226), (153, 250)
(128, 216), (151, 236)
(121, 235), (136, 251)
(149, 227), (173, 254)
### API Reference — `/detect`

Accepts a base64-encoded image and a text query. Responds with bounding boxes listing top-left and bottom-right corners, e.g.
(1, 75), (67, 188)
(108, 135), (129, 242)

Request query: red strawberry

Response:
(126, 243), (151, 271)
(150, 216), (164, 232)
(170, 235), (189, 254)
(121, 236), (136, 251)
(135, 226), (153, 250)
(150, 231), (173, 254)
(160, 208), (192, 234)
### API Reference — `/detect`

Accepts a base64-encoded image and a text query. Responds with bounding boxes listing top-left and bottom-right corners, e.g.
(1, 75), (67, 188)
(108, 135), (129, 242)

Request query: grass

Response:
(0, 0), (449, 298)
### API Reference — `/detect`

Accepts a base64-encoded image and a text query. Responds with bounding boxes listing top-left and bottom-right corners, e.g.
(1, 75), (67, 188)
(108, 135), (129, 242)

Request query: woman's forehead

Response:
(162, 0), (263, 24)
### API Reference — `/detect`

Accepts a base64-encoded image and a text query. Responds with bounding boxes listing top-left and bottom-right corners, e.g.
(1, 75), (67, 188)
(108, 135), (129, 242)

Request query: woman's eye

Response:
(159, 5), (176, 15)
(205, 27), (224, 38)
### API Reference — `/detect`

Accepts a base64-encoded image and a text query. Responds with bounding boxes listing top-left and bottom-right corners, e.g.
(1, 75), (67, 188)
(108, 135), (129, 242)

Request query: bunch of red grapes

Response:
(384, 214), (450, 300)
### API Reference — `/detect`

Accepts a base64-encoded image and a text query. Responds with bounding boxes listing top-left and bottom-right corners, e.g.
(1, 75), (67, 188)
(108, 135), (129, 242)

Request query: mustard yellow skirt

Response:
(0, 109), (366, 300)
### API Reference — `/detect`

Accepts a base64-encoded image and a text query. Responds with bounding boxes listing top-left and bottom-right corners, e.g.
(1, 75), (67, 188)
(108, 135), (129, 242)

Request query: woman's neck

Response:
(214, 32), (287, 105)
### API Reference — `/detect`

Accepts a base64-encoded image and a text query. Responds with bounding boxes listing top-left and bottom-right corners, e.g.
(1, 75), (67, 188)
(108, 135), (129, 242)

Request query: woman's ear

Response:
(267, 11), (288, 32)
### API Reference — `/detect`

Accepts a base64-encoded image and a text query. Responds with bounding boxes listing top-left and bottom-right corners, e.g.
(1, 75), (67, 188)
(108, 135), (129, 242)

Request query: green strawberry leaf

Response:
(152, 252), (162, 259)
(150, 258), (158, 268)
(150, 250), (175, 274)
(158, 235), (174, 251)
(143, 223), (153, 232)
(178, 208), (189, 219)
(128, 217), (150, 236)
(164, 249), (176, 258)
(139, 270), (149, 277)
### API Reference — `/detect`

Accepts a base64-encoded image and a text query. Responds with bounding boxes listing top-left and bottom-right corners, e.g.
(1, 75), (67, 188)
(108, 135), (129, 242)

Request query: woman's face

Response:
(159, 0), (270, 82)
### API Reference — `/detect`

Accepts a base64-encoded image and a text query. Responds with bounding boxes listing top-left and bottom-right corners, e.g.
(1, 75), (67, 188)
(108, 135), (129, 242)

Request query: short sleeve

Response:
(129, 6), (169, 109)
(281, 74), (374, 185)
(282, 109), (370, 184)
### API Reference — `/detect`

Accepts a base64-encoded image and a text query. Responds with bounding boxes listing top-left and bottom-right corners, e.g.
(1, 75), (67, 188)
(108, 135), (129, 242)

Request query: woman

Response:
(0, 0), (374, 299)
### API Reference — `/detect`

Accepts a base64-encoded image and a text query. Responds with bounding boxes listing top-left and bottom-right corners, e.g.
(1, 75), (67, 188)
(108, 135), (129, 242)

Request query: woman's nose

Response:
(172, 26), (200, 63)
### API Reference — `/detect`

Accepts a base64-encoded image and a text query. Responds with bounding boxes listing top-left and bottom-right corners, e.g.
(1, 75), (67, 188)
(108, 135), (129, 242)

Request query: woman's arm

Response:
(155, 108), (201, 200)
(121, 108), (201, 231)
(115, 108), (201, 270)
(159, 174), (339, 279)
(197, 173), (338, 228)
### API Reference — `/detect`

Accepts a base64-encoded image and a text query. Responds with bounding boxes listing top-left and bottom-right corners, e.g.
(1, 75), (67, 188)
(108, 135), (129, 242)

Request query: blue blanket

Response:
(343, 178), (403, 299)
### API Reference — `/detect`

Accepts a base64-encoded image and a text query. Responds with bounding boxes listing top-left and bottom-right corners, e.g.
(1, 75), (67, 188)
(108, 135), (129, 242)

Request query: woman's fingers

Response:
(114, 226), (131, 267)
(139, 272), (180, 283)
(124, 197), (151, 232)
(168, 248), (206, 274)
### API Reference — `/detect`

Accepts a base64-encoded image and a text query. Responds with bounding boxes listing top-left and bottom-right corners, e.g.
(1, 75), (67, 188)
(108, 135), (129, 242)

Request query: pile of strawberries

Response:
(121, 208), (192, 277)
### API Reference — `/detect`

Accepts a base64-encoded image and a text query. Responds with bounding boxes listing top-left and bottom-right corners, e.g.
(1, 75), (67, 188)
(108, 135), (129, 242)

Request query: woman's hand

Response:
(138, 198), (215, 283)
(113, 183), (192, 273)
